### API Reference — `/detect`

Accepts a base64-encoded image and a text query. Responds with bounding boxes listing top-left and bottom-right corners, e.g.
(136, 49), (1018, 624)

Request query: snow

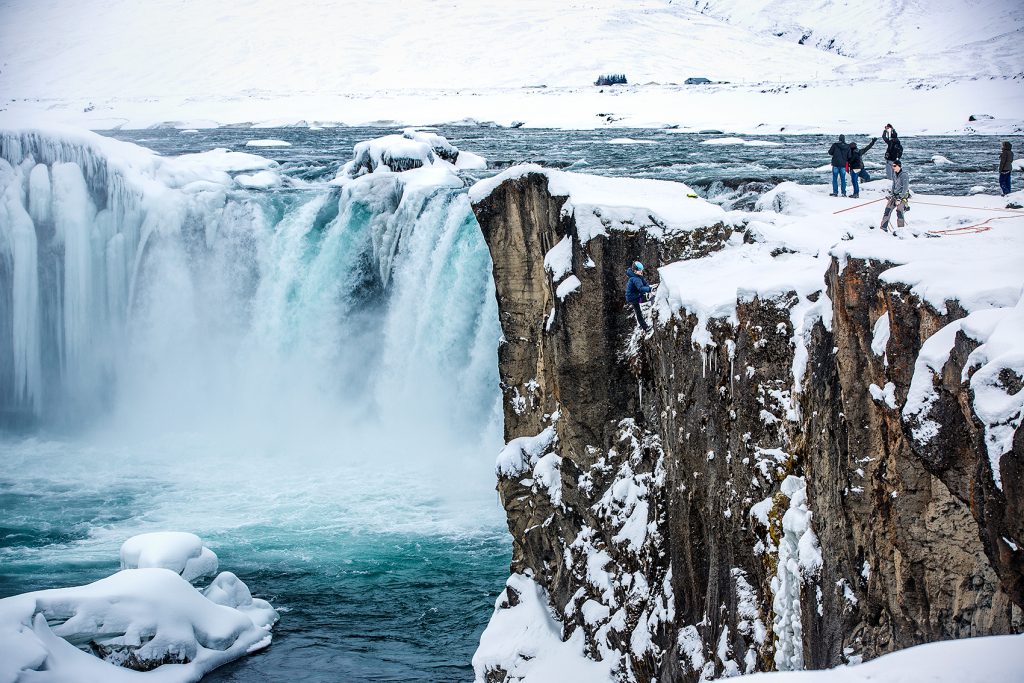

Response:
(335, 129), (481, 182)
(605, 138), (658, 145)
(556, 275), (582, 300)
(470, 165), (725, 244)
(244, 139), (291, 147)
(960, 296), (1024, 489)
(932, 154), (954, 165)
(0, 564), (277, 683)
(771, 475), (821, 671)
(734, 634), (1024, 682)
(868, 382), (898, 409)
(871, 313), (890, 360)
(497, 425), (558, 477)
(473, 573), (613, 683)
(2, 1), (1021, 133)
(120, 532), (219, 582)
(533, 453), (564, 507)
(544, 236), (574, 281)
(172, 148), (276, 174)
(701, 137), (782, 147)
(235, 170), (283, 189)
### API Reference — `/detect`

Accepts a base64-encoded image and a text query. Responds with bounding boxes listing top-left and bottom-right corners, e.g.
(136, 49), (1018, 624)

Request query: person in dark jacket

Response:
(625, 261), (652, 331)
(882, 124), (903, 180)
(879, 159), (910, 232)
(828, 134), (851, 196)
(999, 141), (1014, 196)
(847, 137), (877, 198)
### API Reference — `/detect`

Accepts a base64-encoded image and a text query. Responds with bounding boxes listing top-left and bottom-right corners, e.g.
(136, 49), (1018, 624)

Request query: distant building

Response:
(684, 77), (713, 85)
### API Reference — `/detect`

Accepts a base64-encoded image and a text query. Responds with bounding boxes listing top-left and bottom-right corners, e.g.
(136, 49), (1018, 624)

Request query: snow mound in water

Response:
(120, 531), (219, 582)
(244, 139), (291, 147)
(701, 136), (781, 147)
(338, 128), (485, 178)
(0, 566), (278, 683)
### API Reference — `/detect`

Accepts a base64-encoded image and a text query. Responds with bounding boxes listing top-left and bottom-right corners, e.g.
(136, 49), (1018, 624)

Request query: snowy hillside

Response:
(0, 0), (1021, 131)
(695, 0), (1024, 78)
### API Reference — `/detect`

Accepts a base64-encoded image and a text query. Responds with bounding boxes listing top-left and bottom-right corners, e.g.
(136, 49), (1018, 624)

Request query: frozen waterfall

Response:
(0, 129), (501, 461)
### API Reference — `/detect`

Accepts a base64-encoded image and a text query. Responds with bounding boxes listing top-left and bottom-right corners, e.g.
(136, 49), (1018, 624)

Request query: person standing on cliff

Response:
(880, 159), (910, 232)
(625, 262), (652, 332)
(847, 137), (878, 198)
(999, 141), (1014, 196)
(882, 124), (903, 179)
(828, 134), (851, 196)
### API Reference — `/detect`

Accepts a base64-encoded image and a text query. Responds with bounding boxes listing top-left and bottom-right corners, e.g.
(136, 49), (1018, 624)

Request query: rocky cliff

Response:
(470, 169), (1023, 681)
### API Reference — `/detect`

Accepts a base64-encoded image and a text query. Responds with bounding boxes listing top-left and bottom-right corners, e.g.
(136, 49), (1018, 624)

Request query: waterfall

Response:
(0, 130), (501, 463)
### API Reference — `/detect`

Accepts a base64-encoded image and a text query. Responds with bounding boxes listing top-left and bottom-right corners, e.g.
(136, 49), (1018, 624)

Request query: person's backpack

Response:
(892, 139), (903, 160)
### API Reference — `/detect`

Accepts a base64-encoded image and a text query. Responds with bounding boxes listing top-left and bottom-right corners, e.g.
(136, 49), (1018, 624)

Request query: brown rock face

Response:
(472, 172), (1023, 682)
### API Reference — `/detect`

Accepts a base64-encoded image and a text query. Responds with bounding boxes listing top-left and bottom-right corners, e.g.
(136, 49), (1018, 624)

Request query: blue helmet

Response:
(633, 261), (644, 272)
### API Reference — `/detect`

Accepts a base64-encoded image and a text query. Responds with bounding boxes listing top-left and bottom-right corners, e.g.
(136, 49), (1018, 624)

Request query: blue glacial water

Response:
(2, 125), (1020, 682)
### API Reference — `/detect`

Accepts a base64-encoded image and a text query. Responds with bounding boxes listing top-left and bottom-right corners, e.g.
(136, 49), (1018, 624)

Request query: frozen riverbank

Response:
(4, 78), (1023, 135)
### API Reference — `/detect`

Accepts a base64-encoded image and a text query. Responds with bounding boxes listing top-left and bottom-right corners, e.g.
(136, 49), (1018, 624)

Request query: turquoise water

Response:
(0, 437), (510, 681)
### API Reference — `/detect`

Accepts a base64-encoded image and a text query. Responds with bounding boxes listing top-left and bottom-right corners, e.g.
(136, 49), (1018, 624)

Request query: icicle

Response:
(28, 163), (52, 225)
(4, 183), (43, 413)
(52, 162), (98, 397)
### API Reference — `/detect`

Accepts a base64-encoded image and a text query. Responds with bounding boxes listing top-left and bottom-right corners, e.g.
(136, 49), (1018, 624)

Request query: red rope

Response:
(926, 214), (1024, 236)
(832, 197), (885, 215)
(912, 200), (1024, 214)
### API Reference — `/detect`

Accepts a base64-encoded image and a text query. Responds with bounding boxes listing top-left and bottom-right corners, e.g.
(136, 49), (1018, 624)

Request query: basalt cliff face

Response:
(470, 171), (1022, 681)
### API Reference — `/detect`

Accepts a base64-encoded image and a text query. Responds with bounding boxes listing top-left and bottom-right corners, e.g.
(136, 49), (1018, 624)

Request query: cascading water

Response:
(0, 129), (508, 680)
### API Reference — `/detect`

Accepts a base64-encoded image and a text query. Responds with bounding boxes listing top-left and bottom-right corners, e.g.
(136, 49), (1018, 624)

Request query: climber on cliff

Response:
(625, 262), (653, 332)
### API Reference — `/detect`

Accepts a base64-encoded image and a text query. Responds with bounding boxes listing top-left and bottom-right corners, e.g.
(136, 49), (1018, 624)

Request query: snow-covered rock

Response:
(0, 567), (277, 683)
(120, 532), (219, 582)
(470, 164), (725, 243)
(337, 129), (485, 180)
(473, 573), (613, 683)
(235, 169), (283, 189)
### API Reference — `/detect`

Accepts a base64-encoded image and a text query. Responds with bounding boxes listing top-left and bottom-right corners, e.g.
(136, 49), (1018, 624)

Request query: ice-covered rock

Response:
(235, 169), (283, 189)
(0, 567), (278, 683)
(337, 128), (485, 179)
(120, 532), (219, 582)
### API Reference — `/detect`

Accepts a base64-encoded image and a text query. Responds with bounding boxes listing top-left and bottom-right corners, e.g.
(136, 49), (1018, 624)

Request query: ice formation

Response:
(0, 127), (499, 435)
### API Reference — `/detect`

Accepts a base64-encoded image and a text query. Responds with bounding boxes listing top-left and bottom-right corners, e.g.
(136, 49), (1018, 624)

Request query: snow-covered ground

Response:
(477, 573), (1024, 683)
(0, 0), (1021, 133)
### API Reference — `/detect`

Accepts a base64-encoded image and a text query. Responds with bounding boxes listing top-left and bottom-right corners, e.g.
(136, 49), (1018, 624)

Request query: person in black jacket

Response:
(999, 141), (1014, 196)
(828, 134), (852, 196)
(847, 137), (878, 198)
(882, 124), (903, 179)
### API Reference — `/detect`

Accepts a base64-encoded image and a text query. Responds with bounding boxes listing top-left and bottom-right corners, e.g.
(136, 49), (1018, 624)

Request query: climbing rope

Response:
(831, 197), (885, 214)
(911, 200), (1024, 214)
(926, 213), (1024, 236)
(830, 195), (1024, 235)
